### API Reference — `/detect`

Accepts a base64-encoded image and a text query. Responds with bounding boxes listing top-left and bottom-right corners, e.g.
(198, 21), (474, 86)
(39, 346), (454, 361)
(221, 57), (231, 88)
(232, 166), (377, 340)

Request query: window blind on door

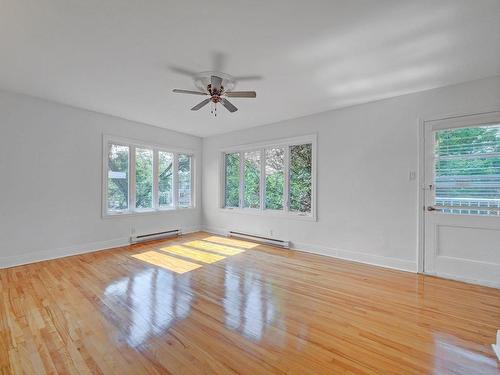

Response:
(434, 124), (500, 216)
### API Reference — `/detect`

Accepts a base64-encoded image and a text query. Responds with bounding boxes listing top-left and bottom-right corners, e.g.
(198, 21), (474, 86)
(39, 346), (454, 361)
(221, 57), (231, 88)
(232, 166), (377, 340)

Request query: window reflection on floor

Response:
(104, 269), (193, 347)
(113, 236), (282, 346)
(224, 264), (280, 342)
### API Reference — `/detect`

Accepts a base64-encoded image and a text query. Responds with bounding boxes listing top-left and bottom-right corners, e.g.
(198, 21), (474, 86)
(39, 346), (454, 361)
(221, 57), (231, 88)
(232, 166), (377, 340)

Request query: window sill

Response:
(219, 207), (317, 221)
(103, 206), (196, 219)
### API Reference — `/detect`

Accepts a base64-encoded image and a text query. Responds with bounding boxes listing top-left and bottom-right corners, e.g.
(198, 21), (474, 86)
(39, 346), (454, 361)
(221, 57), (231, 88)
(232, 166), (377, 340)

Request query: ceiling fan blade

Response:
(169, 66), (198, 77)
(173, 89), (207, 95)
(211, 75), (222, 91)
(221, 98), (238, 113)
(225, 91), (256, 98)
(191, 98), (211, 111)
(233, 75), (262, 81)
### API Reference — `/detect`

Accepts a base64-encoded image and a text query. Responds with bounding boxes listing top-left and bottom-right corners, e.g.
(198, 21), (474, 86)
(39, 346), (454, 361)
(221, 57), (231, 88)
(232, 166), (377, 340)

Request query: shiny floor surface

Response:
(1, 232), (499, 374)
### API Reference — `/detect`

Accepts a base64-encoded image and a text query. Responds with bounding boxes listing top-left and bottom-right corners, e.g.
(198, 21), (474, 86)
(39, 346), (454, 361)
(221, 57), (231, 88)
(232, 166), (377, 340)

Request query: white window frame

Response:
(102, 135), (195, 218)
(219, 134), (317, 221)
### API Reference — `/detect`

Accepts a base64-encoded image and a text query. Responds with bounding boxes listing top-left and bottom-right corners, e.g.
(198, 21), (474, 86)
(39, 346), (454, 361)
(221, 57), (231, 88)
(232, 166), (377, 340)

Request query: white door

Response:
(424, 111), (500, 288)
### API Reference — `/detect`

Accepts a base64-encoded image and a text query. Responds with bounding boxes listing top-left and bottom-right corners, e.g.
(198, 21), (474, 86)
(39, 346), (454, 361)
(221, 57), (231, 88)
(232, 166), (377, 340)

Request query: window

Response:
(434, 124), (500, 216)
(244, 151), (260, 208)
(158, 151), (173, 208)
(104, 137), (194, 216)
(225, 153), (240, 207)
(135, 148), (153, 209)
(178, 154), (192, 208)
(107, 144), (129, 212)
(265, 148), (284, 210)
(221, 135), (316, 218)
(289, 143), (312, 213)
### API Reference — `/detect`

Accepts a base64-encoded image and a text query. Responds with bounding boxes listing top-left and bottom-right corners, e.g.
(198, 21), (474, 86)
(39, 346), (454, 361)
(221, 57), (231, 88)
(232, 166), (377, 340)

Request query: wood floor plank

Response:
(0, 231), (499, 374)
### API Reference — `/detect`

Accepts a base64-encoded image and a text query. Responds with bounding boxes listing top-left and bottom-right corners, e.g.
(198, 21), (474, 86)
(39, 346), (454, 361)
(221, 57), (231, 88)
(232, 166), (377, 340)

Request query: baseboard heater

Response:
(130, 229), (180, 244)
(228, 231), (290, 248)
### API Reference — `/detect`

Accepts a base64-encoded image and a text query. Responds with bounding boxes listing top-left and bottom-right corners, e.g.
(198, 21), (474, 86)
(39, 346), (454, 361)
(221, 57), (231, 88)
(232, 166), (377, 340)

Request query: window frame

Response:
(219, 134), (317, 221)
(102, 135), (195, 218)
(428, 116), (500, 217)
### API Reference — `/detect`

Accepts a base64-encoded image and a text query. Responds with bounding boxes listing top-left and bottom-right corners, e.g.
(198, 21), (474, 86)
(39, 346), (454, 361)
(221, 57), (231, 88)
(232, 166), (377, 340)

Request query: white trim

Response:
(283, 144), (290, 213)
(218, 206), (317, 221)
(425, 110), (500, 131)
(292, 241), (417, 273)
(0, 225), (203, 269)
(423, 271), (500, 289)
(219, 133), (317, 220)
(417, 107), (500, 278)
(220, 134), (317, 153)
(202, 226), (415, 272)
(103, 134), (196, 155)
(153, 149), (159, 209)
(239, 151), (244, 207)
(417, 117), (426, 273)
(0, 237), (130, 269)
(102, 134), (196, 217)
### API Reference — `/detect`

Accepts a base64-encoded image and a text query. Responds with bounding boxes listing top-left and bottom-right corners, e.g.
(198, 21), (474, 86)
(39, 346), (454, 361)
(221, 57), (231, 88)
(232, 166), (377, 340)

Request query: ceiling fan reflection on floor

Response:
(173, 71), (256, 115)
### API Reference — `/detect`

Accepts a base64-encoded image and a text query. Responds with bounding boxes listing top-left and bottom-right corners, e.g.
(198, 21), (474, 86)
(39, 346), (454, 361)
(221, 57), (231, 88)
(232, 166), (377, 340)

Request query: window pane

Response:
(435, 124), (500, 216)
(135, 148), (153, 209)
(265, 147), (284, 210)
(289, 144), (312, 213)
(107, 144), (129, 211)
(244, 151), (260, 208)
(225, 153), (240, 207)
(159, 151), (173, 208)
(178, 154), (192, 207)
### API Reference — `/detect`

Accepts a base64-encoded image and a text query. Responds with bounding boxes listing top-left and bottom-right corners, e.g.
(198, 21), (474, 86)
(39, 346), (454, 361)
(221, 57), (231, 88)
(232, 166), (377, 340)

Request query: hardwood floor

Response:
(1, 232), (499, 374)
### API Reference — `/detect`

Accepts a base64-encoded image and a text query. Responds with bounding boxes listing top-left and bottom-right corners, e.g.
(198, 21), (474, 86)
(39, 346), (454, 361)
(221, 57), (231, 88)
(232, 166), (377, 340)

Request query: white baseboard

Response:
(182, 225), (203, 235)
(0, 225), (203, 269)
(423, 271), (500, 289)
(202, 226), (228, 236)
(0, 237), (130, 269)
(291, 241), (417, 272)
(202, 226), (417, 273)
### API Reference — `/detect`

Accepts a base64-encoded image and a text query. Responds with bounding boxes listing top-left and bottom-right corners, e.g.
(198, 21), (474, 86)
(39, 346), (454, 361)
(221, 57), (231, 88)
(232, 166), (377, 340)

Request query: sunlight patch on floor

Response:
(132, 250), (202, 274)
(131, 236), (253, 274)
(203, 236), (259, 249)
(185, 240), (246, 256)
(160, 245), (226, 264)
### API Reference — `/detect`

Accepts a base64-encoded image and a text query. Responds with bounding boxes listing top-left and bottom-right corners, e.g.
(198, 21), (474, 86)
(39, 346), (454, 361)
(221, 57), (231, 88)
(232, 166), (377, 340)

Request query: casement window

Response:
(103, 136), (194, 216)
(221, 135), (316, 219)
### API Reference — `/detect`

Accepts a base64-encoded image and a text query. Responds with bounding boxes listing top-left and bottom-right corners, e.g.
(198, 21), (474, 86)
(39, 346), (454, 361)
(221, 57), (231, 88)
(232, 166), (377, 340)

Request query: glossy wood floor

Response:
(1, 232), (499, 375)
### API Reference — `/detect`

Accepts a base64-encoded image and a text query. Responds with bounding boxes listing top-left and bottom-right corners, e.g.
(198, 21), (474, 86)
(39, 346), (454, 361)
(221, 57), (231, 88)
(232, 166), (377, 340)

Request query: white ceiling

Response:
(1, 1), (500, 137)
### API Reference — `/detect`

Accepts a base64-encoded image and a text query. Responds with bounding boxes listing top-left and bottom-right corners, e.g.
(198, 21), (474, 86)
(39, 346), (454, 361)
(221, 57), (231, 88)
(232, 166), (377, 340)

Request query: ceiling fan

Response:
(173, 71), (256, 115)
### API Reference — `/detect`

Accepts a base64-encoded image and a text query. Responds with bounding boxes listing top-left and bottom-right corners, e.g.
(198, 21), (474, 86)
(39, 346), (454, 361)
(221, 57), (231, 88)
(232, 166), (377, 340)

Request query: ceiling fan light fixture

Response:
(172, 70), (257, 115)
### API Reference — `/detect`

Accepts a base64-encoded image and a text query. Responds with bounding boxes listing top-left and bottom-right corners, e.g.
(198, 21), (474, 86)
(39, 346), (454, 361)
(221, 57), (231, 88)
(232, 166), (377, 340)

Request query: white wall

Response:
(2, 76), (499, 271)
(202, 76), (500, 272)
(0, 90), (202, 268)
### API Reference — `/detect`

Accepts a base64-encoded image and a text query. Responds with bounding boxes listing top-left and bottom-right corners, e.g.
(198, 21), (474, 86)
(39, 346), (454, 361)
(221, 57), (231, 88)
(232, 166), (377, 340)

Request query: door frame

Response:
(417, 104), (500, 276)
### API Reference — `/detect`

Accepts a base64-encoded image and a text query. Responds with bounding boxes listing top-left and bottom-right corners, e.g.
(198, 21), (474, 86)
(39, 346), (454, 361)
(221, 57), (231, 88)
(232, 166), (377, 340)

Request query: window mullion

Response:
(239, 151), (244, 208)
(284, 145), (290, 212)
(173, 153), (179, 208)
(190, 155), (194, 208)
(260, 148), (265, 211)
(130, 145), (136, 211)
(153, 149), (159, 210)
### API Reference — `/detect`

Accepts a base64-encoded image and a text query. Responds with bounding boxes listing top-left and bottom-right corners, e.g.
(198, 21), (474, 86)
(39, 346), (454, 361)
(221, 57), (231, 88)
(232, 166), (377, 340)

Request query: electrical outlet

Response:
(409, 171), (416, 181)
(269, 229), (273, 237)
